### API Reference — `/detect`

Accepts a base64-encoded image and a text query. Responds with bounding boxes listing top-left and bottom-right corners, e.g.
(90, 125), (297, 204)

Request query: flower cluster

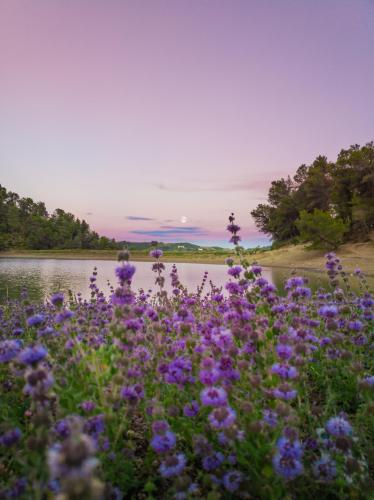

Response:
(0, 214), (372, 499)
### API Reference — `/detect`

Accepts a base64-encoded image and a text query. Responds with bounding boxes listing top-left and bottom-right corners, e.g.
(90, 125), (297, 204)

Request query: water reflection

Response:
(0, 258), (372, 303)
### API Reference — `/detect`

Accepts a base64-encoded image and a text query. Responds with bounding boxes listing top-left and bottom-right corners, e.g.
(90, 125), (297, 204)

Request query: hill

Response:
(119, 241), (207, 251)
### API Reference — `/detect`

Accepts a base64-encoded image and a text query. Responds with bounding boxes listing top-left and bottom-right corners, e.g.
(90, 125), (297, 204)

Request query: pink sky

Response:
(1, 0), (373, 246)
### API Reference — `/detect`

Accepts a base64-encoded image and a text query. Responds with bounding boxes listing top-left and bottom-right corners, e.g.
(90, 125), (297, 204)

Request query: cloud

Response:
(126, 215), (155, 221)
(159, 225), (198, 230)
(131, 226), (206, 237)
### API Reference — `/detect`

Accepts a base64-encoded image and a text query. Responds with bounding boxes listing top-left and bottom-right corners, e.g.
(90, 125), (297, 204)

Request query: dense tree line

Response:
(0, 185), (117, 250)
(251, 142), (374, 249)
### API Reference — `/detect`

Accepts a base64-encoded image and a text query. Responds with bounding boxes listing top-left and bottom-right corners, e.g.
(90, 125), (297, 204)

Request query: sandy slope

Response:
(253, 242), (374, 275)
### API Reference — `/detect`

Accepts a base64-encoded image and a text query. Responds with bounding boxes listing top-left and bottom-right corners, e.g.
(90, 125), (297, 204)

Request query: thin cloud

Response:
(159, 225), (200, 230)
(126, 216), (155, 221)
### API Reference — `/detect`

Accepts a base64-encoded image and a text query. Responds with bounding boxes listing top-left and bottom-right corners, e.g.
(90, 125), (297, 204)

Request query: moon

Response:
(180, 216), (188, 224)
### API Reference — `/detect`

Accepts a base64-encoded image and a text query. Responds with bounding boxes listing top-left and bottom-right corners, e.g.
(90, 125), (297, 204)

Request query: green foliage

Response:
(251, 141), (374, 246)
(0, 185), (118, 250)
(296, 209), (348, 250)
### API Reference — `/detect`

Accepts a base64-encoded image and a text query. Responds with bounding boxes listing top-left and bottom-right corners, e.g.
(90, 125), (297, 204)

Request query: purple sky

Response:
(1, 0), (373, 247)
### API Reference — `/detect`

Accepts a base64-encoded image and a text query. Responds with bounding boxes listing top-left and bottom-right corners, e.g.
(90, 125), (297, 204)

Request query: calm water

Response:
(0, 258), (372, 303)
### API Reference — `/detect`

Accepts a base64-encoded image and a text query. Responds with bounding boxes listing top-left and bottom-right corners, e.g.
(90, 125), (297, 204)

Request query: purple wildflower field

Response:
(0, 215), (373, 499)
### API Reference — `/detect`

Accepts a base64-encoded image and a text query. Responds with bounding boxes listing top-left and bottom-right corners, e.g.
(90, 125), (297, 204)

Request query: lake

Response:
(0, 258), (371, 303)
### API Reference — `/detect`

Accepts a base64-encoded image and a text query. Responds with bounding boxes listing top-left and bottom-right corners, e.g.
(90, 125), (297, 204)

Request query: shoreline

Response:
(1, 243), (374, 277)
(0, 250), (227, 265)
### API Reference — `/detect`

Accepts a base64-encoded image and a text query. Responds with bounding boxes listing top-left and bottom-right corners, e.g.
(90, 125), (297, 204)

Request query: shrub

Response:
(296, 209), (348, 250)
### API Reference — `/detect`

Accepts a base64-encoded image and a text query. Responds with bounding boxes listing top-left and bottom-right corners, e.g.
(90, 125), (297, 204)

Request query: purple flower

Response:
(0, 428), (22, 447)
(325, 416), (352, 437)
(120, 384), (144, 404)
(150, 248), (163, 259)
(24, 367), (54, 396)
(348, 320), (363, 332)
(152, 262), (165, 274)
(275, 344), (293, 360)
(273, 385), (297, 401)
(38, 326), (54, 337)
(84, 414), (105, 437)
(255, 277), (268, 287)
(286, 277), (305, 289)
(271, 363), (298, 379)
(50, 292), (64, 307)
(150, 431), (176, 453)
(12, 327), (24, 336)
(229, 234), (241, 245)
(223, 470), (243, 492)
(251, 265), (262, 275)
(159, 453), (186, 478)
(312, 454), (337, 482)
(164, 357), (194, 386)
(55, 309), (74, 323)
(111, 287), (134, 305)
(227, 223), (241, 234)
(202, 452), (224, 472)
(65, 339), (75, 350)
(80, 401), (96, 412)
(54, 419), (72, 439)
(199, 368), (220, 385)
(19, 345), (47, 365)
(273, 453), (303, 480)
(200, 387), (227, 407)
(208, 406), (236, 430)
(133, 346), (151, 362)
(228, 266), (242, 278)
(5, 478), (28, 498)
(293, 286), (312, 298)
(263, 409), (278, 428)
(271, 304), (287, 314)
(27, 314), (45, 327)
(213, 329), (233, 351)
(318, 305), (338, 318)
(183, 400), (200, 417)
(276, 437), (303, 460)
(124, 319), (142, 332)
(0, 340), (22, 363)
(361, 375), (374, 387)
(115, 263), (136, 282)
(225, 282), (241, 294)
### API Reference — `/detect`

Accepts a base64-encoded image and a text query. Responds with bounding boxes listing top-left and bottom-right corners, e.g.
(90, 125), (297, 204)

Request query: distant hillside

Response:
(119, 241), (225, 252)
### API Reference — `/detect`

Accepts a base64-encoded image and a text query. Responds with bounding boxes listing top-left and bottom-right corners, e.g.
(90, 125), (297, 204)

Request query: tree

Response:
(251, 141), (374, 246)
(251, 177), (299, 242)
(294, 156), (332, 212)
(296, 209), (348, 250)
(0, 184), (119, 250)
(331, 142), (374, 240)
